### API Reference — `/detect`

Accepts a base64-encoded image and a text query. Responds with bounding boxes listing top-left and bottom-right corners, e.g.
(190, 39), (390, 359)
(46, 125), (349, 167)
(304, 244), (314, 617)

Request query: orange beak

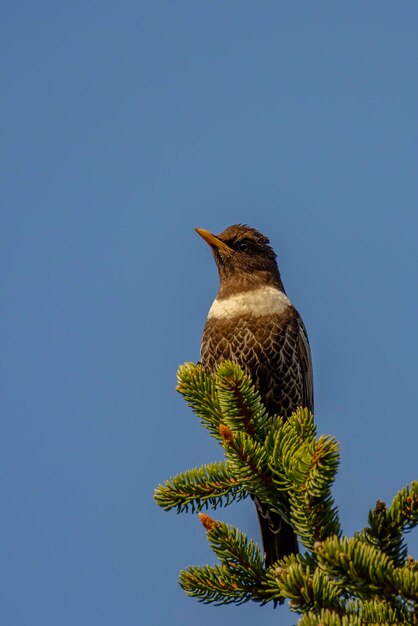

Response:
(195, 228), (231, 251)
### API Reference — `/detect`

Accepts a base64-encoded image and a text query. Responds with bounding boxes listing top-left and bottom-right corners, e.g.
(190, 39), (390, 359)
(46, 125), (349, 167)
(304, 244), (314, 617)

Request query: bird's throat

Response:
(207, 286), (291, 319)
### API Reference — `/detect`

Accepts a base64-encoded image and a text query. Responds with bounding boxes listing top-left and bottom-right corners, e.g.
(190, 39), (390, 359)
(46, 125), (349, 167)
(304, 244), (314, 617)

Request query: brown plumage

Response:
(196, 224), (314, 567)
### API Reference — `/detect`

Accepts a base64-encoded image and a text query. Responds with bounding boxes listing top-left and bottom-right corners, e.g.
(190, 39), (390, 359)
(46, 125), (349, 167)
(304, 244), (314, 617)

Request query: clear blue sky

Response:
(2, 3), (417, 625)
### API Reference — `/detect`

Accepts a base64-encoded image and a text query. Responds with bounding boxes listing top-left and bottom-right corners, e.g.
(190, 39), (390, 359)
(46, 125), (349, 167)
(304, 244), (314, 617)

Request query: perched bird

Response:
(196, 224), (314, 566)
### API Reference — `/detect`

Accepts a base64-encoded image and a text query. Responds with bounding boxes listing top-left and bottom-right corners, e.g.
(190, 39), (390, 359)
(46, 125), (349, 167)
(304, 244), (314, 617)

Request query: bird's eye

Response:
(237, 242), (249, 252)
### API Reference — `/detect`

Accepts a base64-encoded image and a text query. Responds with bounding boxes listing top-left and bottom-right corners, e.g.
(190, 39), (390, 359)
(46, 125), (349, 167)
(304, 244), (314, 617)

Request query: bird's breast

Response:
(207, 285), (291, 320)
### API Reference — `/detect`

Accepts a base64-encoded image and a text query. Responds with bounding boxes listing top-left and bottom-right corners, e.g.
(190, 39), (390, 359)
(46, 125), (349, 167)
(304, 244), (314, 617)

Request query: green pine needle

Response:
(153, 460), (247, 513)
(215, 360), (271, 440)
(176, 362), (224, 441)
(155, 361), (417, 621)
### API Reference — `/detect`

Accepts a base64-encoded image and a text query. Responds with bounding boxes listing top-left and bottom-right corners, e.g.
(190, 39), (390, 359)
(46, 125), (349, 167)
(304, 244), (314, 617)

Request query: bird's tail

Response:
(254, 496), (299, 567)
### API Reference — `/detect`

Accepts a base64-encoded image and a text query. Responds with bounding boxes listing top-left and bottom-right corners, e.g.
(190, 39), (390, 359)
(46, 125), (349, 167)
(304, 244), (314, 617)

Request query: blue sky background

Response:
(2, 3), (417, 625)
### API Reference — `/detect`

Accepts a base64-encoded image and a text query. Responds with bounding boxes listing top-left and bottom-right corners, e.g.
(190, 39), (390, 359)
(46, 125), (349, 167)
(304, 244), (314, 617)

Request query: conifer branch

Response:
(154, 461), (247, 512)
(176, 362), (224, 441)
(179, 516), (271, 605)
(361, 499), (408, 566)
(220, 428), (291, 520)
(265, 408), (341, 549)
(263, 554), (344, 612)
(315, 536), (418, 603)
(179, 563), (258, 605)
(360, 484), (418, 568)
(155, 361), (417, 623)
(390, 481), (418, 539)
(215, 361), (271, 440)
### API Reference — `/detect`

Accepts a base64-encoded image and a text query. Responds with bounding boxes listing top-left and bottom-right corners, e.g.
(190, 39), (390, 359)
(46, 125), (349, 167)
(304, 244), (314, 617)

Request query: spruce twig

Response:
(154, 361), (417, 624)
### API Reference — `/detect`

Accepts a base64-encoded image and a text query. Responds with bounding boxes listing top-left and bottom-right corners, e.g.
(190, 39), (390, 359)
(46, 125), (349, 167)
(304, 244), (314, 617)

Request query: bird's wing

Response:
(297, 315), (314, 412)
(250, 309), (313, 417)
(200, 310), (314, 416)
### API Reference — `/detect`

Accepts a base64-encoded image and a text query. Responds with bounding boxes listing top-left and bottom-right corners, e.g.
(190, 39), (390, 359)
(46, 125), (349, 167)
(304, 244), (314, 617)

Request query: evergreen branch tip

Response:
(199, 513), (217, 531)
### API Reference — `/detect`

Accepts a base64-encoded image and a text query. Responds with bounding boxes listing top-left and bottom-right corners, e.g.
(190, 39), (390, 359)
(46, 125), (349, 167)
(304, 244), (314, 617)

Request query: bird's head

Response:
(196, 224), (284, 295)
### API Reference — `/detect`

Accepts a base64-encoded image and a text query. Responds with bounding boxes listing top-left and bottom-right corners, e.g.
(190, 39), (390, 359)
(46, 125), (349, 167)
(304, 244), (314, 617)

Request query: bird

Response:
(196, 224), (314, 567)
